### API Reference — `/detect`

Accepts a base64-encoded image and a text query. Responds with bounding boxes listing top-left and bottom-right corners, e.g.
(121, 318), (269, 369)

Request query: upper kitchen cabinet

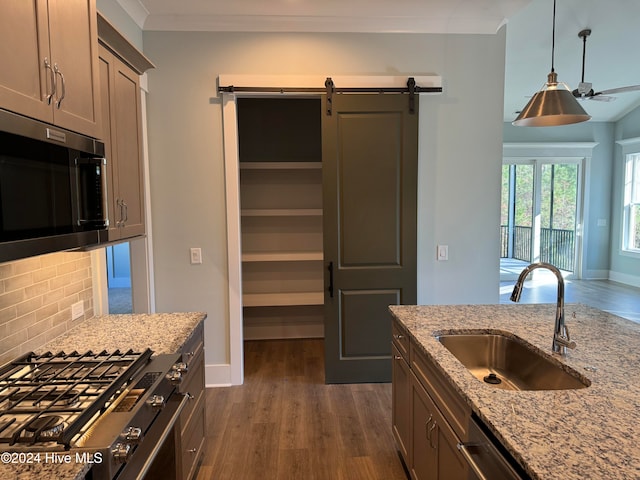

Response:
(99, 45), (144, 241)
(0, 0), (101, 138)
(97, 14), (154, 242)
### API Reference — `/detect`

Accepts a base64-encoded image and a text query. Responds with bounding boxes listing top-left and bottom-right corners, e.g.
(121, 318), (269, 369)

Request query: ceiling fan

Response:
(572, 28), (640, 102)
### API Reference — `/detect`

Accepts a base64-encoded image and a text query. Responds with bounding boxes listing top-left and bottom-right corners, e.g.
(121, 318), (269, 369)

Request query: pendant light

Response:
(512, 0), (591, 127)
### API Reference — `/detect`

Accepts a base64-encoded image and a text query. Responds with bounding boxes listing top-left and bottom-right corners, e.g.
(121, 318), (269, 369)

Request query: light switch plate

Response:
(437, 245), (449, 261)
(190, 247), (203, 264)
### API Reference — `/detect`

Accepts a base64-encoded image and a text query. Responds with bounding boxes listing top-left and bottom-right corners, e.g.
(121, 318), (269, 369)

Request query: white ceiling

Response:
(118, 0), (640, 122)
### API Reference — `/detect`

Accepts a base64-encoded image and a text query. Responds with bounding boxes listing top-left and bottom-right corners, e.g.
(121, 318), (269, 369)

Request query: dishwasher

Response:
(457, 413), (531, 480)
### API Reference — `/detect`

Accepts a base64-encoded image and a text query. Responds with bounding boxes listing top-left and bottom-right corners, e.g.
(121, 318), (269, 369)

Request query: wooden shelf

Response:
(240, 162), (321, 170)
(241, 209), (322, 217)
(242, 251), (323, 262)
(243, 292), (324, 307)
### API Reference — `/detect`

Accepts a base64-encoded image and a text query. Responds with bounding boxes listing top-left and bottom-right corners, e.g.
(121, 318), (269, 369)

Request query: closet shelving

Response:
(240, 161), (323, 308)
(237, 97), (324, 339)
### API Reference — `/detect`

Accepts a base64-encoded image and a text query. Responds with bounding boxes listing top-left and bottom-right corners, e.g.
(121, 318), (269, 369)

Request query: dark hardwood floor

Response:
(196, 339), (408, 480)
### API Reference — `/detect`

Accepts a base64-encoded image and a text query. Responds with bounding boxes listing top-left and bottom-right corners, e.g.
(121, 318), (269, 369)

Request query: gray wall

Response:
(612, 106), (640, 283)
(142, 29), (507, 367)
(503, 121), (615, 279)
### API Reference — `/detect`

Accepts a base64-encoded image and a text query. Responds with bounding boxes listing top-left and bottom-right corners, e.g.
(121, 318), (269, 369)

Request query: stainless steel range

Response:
(0, 349), (188, 480)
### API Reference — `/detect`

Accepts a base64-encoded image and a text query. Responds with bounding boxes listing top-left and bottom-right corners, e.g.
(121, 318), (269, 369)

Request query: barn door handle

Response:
(327, 261), (334, 298)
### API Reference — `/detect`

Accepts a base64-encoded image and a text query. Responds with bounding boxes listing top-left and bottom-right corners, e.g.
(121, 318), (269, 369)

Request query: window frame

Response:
(622, 152), (640, 255)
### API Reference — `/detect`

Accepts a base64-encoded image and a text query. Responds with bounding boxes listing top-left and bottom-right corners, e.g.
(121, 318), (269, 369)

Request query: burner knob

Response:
(172, 362), (188, 373)
(120, 426), (143, 444)
(146, 394), (165, 410)
(166, 370), (183, 385)
(112, 443), (132, 463)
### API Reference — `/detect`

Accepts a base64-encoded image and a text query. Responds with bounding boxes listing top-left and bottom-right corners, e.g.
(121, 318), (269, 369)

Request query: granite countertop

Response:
(389, 303), (640, 480)
(0, 312), (206, 480)
(38, 312), (207, 356)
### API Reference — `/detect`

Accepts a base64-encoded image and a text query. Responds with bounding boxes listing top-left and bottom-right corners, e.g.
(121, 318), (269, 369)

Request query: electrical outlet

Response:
(71, 301), (84, 320)
(190, 247), (202, 264)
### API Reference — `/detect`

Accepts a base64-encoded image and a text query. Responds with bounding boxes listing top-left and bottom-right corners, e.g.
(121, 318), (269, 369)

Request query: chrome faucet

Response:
(510, 262), (576, 355)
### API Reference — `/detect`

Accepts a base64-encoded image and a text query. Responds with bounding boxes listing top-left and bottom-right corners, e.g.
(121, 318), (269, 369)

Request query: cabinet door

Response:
(412, 375), (437, 480)
(112, 58), (145, 239)
(412, 374), (467, 480)
(435, 417), (467, 480)
(99, 45), (145, 241)
(322, 93), (418, 383)
(0, 0), (53, 123)
(392, 344), (412, 466)
(98, 46), (120, 239)
(47, 0), (101, 138)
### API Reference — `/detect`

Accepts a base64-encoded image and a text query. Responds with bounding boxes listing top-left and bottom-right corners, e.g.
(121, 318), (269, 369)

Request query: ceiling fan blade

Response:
(597, 85), (640, 95)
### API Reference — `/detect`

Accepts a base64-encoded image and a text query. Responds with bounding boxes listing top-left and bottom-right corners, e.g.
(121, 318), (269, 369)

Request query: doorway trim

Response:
(502, 142), (598, 280)
(222, 75), (441, 385)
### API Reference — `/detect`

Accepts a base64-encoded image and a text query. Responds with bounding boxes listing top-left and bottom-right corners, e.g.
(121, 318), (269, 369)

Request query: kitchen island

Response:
(0, 312), (206, 480)
(389, 303), (640, 480)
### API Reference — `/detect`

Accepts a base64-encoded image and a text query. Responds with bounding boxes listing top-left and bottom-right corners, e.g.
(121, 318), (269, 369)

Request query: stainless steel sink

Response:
(437, 333), (590, 391)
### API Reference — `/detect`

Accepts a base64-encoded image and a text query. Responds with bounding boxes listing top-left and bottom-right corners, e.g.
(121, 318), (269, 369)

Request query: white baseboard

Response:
(205, 363), (233, 387)
(609, 271), (640, 289)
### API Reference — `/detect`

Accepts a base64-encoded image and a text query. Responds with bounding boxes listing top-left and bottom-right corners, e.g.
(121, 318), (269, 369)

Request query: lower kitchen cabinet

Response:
(391, 316), (530, 480)
(411, 373), (466, 480)
(392, 341), (411, 464)
(176, 322), (206, 480)
(392, 318), (469, 480)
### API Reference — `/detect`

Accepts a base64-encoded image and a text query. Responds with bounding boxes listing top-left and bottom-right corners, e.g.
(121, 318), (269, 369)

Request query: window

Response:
(623, 153), (640, 253)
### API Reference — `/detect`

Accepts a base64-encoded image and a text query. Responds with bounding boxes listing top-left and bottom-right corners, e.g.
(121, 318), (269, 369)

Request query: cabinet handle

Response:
(424, 414), (433, 438)
(115, 199), (121, 226)
(457, 443), (489, 480)
(44, 58), (56, 105)
(424, 414), (433, 445)
(393, 355), (403, 360)
(117, 199), (125, 226)
(428, 421), (437, 449)
(53, 64), (66, 109)
(327, 261), (334, 298)
(187, 448), (197, 454)
(122, 200), (128, 224)
(393, 334), (404, 340)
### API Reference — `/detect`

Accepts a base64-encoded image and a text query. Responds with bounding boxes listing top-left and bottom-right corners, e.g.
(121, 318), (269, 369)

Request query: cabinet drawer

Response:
(392, 318), (410, 361)
(179, 349), (205, 429)
(181, 321), (204, 368)
(411, 342), (470, 440)
(181, 393), (205, 480)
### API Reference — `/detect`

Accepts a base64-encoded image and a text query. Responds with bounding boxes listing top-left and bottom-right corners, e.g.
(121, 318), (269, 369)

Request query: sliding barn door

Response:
(322, 94), (418, 383)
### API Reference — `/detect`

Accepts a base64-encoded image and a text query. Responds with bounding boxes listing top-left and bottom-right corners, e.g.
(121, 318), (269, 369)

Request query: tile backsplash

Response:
(0, 252), (94, 365)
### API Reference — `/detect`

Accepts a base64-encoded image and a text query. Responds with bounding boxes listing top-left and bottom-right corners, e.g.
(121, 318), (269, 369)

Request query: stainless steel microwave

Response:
(0, 109), (108, 263)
